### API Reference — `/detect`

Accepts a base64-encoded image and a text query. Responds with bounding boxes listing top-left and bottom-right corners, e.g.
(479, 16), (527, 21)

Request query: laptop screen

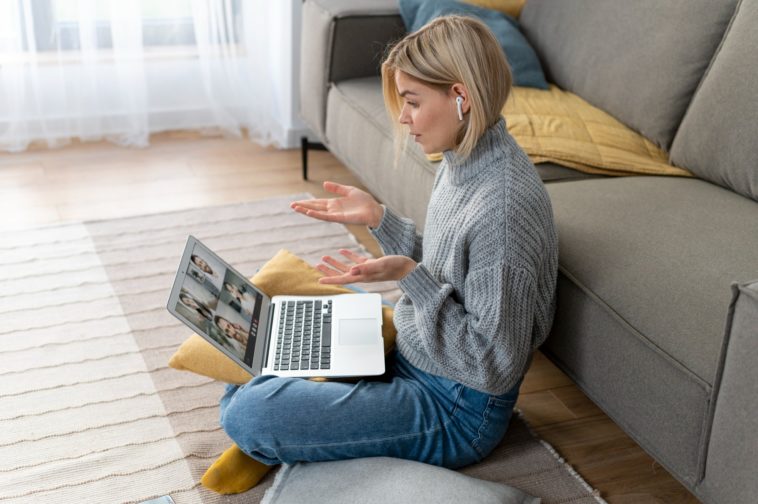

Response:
(170, 239), (265, 368)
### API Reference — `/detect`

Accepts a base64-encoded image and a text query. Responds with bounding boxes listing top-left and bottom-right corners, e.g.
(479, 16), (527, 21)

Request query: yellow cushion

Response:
(169, 249), (397, 384)
(461, 0), (526, 18)
(426, 85), (694, 178)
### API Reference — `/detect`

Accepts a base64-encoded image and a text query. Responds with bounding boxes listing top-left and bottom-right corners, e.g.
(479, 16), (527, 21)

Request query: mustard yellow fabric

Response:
(462, 0), (526, 18)
(169, 333), (253, 385)
(200, 444), (272, 494)
(169, 248), (397, 385)
(168, 249), (398, 495)
(426, 85), (694, 178)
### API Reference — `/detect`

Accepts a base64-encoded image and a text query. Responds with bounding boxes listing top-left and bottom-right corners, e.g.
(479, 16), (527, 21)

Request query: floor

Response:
(0, 131), (700, 504)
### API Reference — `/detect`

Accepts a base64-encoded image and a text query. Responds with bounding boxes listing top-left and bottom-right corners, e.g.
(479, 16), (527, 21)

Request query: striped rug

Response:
(0, 194), (604, 503)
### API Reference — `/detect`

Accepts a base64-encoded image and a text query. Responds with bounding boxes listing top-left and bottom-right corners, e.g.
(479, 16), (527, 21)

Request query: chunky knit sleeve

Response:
(369, 205), (423, 262)
(398, 262), (537, 395)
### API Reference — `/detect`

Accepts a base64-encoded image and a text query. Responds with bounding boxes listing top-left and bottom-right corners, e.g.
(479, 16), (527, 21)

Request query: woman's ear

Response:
(450, 83), (469, 114)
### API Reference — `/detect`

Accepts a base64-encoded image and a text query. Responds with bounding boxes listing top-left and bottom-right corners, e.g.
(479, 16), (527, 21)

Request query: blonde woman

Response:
(220, 15), (558, 469)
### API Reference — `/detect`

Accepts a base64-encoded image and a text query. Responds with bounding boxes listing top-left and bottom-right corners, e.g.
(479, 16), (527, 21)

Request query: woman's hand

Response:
(316, 249), (416, 285)
(291, 181), (384, 228)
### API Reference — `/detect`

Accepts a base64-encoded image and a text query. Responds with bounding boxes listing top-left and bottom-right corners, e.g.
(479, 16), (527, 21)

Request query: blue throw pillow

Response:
(397, 0), (549, 90)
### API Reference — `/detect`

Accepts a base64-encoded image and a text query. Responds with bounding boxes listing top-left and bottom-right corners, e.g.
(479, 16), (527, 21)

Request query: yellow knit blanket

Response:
(428, 85), (693, 178)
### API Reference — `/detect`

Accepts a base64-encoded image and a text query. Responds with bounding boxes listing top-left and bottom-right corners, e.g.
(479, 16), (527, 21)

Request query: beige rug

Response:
(0, 194), (605, 503)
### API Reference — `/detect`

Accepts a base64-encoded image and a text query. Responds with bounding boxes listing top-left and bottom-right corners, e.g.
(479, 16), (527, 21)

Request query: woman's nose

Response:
(398, 106), (410, 124)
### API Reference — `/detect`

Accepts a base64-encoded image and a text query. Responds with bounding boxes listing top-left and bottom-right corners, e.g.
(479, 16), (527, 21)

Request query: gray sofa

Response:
(298, 1), (758, 502)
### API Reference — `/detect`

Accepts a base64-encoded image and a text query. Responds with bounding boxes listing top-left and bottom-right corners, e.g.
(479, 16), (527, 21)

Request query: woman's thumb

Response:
(324, 180), (350, 196)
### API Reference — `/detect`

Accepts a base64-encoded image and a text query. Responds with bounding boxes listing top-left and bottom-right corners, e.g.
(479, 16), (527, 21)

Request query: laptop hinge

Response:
(262, 302), (276, 370)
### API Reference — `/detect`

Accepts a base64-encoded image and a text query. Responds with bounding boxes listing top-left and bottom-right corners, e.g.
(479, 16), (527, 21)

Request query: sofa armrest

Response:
(300, 0), (405, 142)
(697, 279), (758, 504)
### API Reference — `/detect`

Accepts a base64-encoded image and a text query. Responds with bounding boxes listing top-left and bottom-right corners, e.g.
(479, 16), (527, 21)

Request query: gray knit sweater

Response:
(371, 117), (558, 395)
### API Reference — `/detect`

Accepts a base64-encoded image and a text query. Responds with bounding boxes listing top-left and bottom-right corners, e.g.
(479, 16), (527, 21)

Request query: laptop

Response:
(166, 236), (386, 378)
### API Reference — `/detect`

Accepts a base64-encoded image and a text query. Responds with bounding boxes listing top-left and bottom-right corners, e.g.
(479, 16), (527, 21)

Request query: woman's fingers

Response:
(296, 209), (344, 222)
(291, 199), (328, 211)
(338, 249), (368, 264)
(321, 255), (351, 273)
(318, 272), (362, 285)
(315, 264), (341, 277)
(348, 261), (379, 279)
(292, 200), (348, 223)
(318, 274), (347, 284)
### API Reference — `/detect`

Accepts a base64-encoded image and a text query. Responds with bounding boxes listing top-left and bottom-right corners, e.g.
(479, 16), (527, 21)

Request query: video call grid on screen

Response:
(174, 243), (259, 365)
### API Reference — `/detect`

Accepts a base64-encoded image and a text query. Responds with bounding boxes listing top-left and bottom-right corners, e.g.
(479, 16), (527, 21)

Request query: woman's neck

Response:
(443, 117), (509, 185)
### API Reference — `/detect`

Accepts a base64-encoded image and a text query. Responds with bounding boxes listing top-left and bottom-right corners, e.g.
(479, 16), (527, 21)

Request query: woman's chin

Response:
(418, 140), (447, 155)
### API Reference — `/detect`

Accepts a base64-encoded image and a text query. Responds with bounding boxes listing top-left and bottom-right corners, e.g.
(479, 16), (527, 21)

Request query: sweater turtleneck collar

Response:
(442, 116), (508, 185)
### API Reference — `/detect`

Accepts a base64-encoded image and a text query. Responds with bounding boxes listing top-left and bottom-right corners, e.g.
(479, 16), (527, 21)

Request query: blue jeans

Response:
(219, 351), (521, 469)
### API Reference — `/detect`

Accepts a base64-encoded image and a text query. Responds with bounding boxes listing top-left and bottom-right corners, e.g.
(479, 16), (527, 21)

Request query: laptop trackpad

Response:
(339, 318), (378, 345)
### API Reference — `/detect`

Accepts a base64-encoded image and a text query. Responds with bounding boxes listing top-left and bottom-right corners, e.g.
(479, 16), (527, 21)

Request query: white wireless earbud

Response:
(456, 96), (464, 121)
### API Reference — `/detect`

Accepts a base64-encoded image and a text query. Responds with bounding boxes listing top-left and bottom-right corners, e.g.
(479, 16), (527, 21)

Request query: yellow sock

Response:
(201, 444), (274, 494)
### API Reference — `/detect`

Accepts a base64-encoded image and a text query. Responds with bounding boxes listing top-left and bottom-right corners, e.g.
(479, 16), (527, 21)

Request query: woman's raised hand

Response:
(291, 181), (384, 228)
(316, 249), (416, 285)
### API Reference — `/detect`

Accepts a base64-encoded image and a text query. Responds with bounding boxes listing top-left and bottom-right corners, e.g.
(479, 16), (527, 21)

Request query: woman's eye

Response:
(408, 102), (418, 108)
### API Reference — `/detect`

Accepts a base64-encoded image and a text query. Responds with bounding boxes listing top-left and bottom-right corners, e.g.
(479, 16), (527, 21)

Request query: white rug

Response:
(0, 194), (603, 503)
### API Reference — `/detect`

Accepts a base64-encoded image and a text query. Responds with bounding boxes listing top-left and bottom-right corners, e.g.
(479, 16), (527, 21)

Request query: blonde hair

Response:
(381, 15), (512, 167)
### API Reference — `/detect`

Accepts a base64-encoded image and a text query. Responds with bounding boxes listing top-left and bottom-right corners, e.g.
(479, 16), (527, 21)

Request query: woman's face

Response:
(218, 317), (246, 342)
(192, 256), (213, 274)
(224, 283), (242, 299)
(181, 295), (200, 310)
(395, 70), (468, 154)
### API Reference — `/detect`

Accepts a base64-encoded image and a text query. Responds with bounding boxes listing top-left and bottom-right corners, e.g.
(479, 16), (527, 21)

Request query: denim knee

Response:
(219, 376), (288, 458)
(218, 383), (239, 426)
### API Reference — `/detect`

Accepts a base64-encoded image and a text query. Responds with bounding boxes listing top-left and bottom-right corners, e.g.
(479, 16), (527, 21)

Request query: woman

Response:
(223, 281), (256, 316)
(179, 290), (213, 321)
(191, 254), (215, 276)
(214, 315), (249, 347)
(219, 15), (558, 469)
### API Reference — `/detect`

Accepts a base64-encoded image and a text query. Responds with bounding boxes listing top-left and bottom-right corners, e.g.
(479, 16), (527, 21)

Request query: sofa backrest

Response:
(669, 0), (758, 203)
(519, 0), (738, 151)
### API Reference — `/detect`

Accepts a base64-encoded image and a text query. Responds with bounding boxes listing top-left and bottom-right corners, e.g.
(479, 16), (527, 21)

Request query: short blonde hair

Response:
(381, 15), (512, 167)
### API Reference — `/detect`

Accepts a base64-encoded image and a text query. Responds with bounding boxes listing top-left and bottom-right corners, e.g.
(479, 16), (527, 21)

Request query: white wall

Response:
(277, 0), (313, 148)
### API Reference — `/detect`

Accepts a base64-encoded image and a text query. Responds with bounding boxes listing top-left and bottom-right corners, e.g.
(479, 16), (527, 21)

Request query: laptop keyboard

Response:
(274, 300), (331, 372)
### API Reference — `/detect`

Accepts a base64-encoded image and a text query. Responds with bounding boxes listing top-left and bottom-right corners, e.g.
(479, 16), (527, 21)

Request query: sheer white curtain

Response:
(0, 0), (290, 152)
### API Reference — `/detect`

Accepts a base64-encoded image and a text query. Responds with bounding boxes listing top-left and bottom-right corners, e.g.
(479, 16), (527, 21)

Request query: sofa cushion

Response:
(670, 0), (758, 203)
(546, 176), (758, 383)
(264, 457), (539, 504)
(397, 0), (549, 89)
(699, 279), (758, 504)
(535, 162), (601, 183)
(544, 176), (758, 484)
(545, 271), (710, 486)
(519, 0), (739, 150)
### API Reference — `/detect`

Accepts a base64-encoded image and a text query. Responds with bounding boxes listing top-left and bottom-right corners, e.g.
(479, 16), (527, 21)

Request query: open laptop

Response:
(166, 236), (385, 379)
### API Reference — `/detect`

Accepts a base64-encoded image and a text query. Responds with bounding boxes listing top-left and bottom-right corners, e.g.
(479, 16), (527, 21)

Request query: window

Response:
(11, 0), (242, 53)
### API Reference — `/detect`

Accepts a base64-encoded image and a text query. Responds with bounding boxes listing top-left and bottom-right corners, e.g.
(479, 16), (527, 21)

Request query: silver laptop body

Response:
(167, 236), (385, 378)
